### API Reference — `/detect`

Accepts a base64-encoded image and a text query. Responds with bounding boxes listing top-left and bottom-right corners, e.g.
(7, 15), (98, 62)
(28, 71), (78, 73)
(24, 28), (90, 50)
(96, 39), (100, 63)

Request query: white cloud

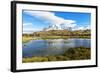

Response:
(23, 23), (39, 34)
(24, 11), (76, 27)
(24, 11), (62, 23)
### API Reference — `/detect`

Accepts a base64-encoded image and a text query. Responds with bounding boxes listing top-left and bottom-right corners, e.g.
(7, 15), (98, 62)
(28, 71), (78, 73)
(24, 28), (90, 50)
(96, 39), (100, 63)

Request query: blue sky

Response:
(22, 10), (91, 33)
(55, 12), (91, 26)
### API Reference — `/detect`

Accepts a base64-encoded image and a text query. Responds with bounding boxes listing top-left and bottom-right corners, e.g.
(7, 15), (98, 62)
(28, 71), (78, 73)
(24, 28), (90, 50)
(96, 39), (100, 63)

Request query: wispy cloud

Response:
(23, 11), (76, 28)
(23, 23), (39, 33)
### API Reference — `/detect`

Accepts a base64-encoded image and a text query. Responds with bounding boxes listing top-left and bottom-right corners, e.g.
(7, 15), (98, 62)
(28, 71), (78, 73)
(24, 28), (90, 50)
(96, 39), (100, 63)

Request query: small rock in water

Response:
(24, 44), (26, 46)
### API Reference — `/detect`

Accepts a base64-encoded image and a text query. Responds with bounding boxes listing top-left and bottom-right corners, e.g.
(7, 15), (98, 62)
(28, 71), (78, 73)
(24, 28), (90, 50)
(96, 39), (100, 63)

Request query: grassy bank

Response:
(22, 36), (41, 43)
(22, 47), (91, 63)
(22, 36), (90, 43)
(41, 36), (90, 39)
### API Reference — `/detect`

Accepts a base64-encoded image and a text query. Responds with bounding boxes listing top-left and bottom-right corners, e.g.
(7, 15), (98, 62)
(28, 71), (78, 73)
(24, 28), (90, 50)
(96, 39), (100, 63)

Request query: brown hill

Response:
(31, 30), (91, 37)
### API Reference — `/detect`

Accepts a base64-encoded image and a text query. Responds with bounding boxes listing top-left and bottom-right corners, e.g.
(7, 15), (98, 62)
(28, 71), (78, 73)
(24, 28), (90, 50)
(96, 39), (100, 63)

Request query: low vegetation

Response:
(22, 36), (41, 43)
(22, 47), (91, 63)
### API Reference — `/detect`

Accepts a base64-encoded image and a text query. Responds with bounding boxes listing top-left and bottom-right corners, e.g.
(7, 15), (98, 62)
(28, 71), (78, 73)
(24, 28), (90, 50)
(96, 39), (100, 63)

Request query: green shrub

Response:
(22, 47), (91, 63)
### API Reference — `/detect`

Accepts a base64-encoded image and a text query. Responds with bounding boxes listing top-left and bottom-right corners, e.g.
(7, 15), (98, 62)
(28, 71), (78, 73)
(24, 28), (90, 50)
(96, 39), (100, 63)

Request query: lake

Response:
(23, 38), (91, 57)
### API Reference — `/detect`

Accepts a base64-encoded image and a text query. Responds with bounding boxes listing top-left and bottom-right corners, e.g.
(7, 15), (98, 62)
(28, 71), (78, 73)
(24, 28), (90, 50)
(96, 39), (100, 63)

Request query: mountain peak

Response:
(43, 24), (72, 31)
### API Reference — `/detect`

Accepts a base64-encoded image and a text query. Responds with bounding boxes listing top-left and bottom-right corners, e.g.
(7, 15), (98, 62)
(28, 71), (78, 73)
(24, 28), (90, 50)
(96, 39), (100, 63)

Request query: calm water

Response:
(23, 38), (90, 57)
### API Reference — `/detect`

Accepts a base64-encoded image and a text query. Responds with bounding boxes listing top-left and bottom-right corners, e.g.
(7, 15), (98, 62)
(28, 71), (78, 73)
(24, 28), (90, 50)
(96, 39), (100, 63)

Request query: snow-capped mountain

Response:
(43, 24), (73, 31)
(43, 23), (90, 31)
